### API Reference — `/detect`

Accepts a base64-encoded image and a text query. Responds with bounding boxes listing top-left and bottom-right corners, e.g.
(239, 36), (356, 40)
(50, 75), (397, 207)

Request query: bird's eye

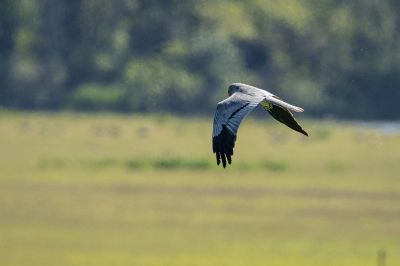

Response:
(228, 85), (236, 95)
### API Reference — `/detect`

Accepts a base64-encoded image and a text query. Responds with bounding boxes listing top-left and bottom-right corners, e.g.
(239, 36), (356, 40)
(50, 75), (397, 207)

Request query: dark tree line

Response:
(1, 0), (399, 119)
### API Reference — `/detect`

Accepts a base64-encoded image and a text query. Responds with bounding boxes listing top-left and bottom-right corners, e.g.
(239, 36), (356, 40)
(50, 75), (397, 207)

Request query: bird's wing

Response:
(266, 95), (304, 113)
(212, 92), (264, 168)
(261, 99), (308, 136)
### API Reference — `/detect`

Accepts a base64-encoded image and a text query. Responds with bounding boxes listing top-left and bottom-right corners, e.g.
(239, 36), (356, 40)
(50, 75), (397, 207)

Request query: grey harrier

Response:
(212, 83), (308, 168)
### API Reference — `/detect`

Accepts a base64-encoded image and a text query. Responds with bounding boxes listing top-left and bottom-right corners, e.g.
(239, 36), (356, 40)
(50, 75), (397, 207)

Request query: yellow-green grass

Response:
(0, 111), (399, 266)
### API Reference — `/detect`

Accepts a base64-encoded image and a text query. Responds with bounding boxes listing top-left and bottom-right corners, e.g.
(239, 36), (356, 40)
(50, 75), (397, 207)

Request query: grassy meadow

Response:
(0, 111), (399, 266)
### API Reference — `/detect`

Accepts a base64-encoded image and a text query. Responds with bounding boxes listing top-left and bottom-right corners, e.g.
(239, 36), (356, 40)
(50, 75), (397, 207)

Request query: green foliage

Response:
(124, 57), (201, 111)
(0, 1), (400, 118)
(262, 160), (289, 172)
(71, 83), (125, 110)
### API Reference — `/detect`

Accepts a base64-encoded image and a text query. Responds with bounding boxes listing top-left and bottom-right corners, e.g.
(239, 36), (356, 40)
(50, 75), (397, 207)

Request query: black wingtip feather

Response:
(227, 154), (232, 165)
(212, 125), (236, 168)
(221, 153), (227, 168)
(216, 152), (221, 165)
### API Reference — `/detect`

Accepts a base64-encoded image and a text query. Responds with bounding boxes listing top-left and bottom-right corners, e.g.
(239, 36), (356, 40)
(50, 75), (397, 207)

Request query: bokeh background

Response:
(0, 1), (399, 265)
(2, 0), (400, 118)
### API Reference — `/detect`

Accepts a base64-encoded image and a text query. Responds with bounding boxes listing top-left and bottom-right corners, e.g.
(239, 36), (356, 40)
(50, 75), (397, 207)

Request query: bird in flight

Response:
(212, 83), (308, 168)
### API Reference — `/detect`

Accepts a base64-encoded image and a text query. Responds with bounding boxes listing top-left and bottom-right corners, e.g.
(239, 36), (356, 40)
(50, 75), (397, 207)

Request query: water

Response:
(355, 121), (400, 135)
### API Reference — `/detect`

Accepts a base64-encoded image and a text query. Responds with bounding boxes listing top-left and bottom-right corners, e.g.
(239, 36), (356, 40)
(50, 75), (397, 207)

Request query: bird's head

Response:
(228, 83), (241, 96)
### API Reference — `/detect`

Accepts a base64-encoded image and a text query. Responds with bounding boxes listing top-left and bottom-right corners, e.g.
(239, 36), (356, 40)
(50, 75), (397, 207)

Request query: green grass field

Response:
(0, 112), (399, 266)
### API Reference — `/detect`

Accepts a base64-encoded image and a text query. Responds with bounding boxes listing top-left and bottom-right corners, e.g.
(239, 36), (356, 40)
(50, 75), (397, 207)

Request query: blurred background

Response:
(1, 0), (400, 118)
(0, 1), (399, 265)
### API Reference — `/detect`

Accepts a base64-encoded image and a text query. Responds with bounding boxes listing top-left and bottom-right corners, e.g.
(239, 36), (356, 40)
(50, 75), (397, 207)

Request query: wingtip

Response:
(290, 105), (304, 112)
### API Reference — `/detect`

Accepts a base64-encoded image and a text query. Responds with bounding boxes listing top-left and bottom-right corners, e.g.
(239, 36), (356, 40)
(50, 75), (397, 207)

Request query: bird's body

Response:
(212, 83), (308, 168)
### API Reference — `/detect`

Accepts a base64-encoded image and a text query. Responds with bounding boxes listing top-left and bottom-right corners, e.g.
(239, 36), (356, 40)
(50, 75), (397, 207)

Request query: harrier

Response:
(212, 83), (308, 168)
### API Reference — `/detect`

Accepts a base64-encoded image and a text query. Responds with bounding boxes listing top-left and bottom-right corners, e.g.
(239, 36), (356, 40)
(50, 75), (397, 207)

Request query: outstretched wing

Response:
(213, 92), (264, 168)
(261, 98), (308, 136)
